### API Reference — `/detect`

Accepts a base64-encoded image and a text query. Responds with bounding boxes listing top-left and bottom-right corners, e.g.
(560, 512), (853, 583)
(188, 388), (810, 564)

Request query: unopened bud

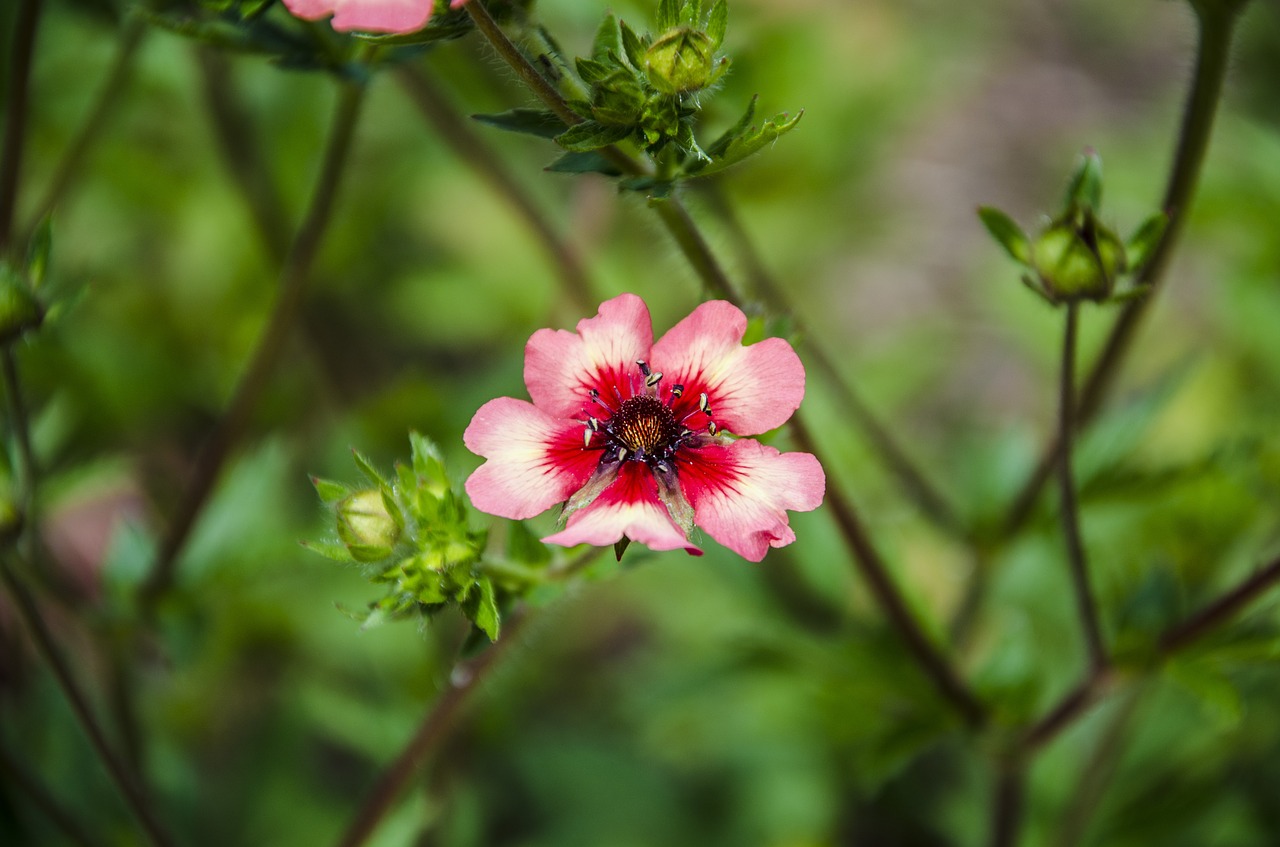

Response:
(1031, 214), (1126, 303)
(645, 27), (718, 94)
(337, 489), (401, 562)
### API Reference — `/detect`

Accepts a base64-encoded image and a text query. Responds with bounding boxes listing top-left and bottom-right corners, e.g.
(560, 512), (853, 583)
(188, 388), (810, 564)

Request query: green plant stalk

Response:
(649, 198), (742, 302)
(0, 0), (42, 253)
(989, 763), (1026, 847)
(26, 17), (147, 240)
(3, 347), (36, 517)
(0, 558), (176, 847)
(1002, 4), (1246, 536)
(141, 77), (367, 605)
(1058, 302), (1106, 671)
(332, 608), (529, 847)
(395, 63), (595, 313)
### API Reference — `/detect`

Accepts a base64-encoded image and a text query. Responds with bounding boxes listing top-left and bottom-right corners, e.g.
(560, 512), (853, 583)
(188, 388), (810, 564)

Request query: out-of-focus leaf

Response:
(1166, 657), (1244, 729)
(978, 206), (1032, 265)
(1127, 211), (1169, 274)
(472, 108), (567, 139)
(685, 109), (803, 178)
(310, 476), (349, 504)
(556, 120), (632, 152)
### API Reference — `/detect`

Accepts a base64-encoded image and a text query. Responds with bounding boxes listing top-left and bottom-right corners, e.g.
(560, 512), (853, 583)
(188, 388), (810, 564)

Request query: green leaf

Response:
(546, 151), (625, 176)
(310, 476), (349, 504)
(139, 9), (312, 58)
(686, 109), (804, 178)
(472, 108), (567, 140)
(705, 0), (728, 48)
(555, 120), (633, 152)
(506, 520), (552, 566)
(592, 12), (623, 62)
(300, 539), (355, 562)
(673, 119), (710, 163)
(680, 0), (704, 28)
(468, 575), (501, 641)
(351, 449), (388, 488)
(409, 431), (450, 499)
(1126, 211), (1169, 274)
(657, 0), (680, 30)
(977, 207), (1032, 265)
(575, 56), (613, 85)
(619, 20), (647, 70)
(704, 94), (756, 159)
(25, 215), (52, 289)
(1166, 658), (1243, 729)
(1064, 148), (1103, 211)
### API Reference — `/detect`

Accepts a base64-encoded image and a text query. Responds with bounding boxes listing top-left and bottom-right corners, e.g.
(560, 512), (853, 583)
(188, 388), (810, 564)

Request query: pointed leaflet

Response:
(546, 151), (625, 176)
(704, 94), (757, 159)
(473, 109), (568, 140)
(685, 110), (804, 178)
(1126, 212), (1169, 275)
(620, 20), (647, 70)
(977, 207), (1032, 265)
(705, 0), (727, 49)
(464, 575), (501, 641)
(1064, 149), (1104, 211)
(657, 0), (680, 30)
(592, 12), (624, 62)
(556, 120), (633, 152)
(310, 476), (349, 504)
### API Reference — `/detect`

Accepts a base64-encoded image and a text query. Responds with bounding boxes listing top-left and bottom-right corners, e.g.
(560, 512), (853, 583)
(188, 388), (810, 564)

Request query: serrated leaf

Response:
(705, 0), (727, 48)
(592, 12), (623, 61)
(575, 56), (612, 85)
(704, 94), (756, 159)
(546, 150), (625, 176)
(555, 120), (633, 152)
(686, 109), (803, 178)
(472, 108), (567, 140)
(673, 119), (710, 163)
(1126, 211), (1168, 275)
(310, 476), (349, 504)
(977, 207), (1032, 265)
(681, 0), (703, 28)
(657, 0), (680, 30)
(300, 540), (355, 562)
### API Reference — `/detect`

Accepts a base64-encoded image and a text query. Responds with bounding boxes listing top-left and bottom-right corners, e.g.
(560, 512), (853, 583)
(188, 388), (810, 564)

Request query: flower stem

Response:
(141, 77), (367, 606)
(395, 63), (595, 313)
(790, 413), (987, 728)
(649, 198), (742, 302)
(0, 0), (42, 253)
(332, 609), (529, 847)
(1058, 302), (1106, 671)
(25, 16), (146, 240)
(0, 558), (176, 847)
(1002, 4), (1245, 537)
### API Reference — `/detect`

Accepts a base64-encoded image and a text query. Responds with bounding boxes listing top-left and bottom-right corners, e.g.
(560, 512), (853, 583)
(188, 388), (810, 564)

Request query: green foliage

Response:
(306, 434), (501, 639)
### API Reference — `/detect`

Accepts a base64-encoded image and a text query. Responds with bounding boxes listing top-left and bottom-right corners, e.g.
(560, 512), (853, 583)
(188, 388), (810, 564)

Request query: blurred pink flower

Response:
(464, 294), (825, 561)
(282, 0), (468, 35)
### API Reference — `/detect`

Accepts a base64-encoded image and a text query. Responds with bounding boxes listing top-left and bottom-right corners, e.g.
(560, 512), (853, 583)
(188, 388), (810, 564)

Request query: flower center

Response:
(582, 360), (717, 474)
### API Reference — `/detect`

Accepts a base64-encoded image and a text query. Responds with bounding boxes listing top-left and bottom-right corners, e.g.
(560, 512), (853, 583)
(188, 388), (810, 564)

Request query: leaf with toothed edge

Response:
(686, 109), (803, 178)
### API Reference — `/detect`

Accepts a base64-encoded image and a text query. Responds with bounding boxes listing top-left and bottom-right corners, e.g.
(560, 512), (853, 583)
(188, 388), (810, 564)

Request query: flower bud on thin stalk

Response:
(336, 489), (403, 562)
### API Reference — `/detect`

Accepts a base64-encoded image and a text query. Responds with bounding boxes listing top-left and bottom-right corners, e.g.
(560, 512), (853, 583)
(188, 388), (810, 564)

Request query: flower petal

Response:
(650, 300), (805, 436)
(679, 439), (825, 562)
(524, 293), (654, 420)
(543, 462), (702, 555)
(281, 0), (336, 20)
(329, 0), (433, 33)
(464, 397), (597, 520)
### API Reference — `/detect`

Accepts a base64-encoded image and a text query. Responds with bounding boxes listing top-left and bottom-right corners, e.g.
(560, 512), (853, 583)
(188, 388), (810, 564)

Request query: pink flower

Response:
(464, 294), (825, 562)
(282, 0), (468, 35)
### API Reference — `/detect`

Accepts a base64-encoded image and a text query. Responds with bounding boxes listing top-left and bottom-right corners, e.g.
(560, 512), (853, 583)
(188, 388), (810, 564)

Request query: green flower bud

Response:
(337, 489), (401, 562)
(0, 265), (43, 345)
(645, 27), (717, 94)
(1031, 213), (1127, 303)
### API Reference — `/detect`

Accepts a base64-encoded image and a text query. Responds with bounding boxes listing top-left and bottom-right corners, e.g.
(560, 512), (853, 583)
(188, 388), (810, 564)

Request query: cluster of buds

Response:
(979, 151), (1166, 306)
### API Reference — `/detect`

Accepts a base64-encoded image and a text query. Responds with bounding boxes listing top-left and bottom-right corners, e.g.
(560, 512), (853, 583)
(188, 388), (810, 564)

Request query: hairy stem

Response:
(395, 63), (594, 312)
(1058, 302), (1106, 671)
(141, 78), (367, 605)
(0, 559), (176, 847)
(26, 17), (146, 238)
(790, 413), (987, 728)
(0, 0), (42, 252)
(333, 610), (528, 847)
(1002, 5), (1245, 536)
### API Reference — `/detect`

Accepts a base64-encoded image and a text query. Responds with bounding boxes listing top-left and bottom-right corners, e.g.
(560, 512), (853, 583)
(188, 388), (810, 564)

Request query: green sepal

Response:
(686, 109), (804, 178)
(555, 120), (633, 152)
(657, 0), (680, 31)
(1126, 211), (1169, 275)
(299, 539), (356, 562)
(705, 0), (727, 49)
(472, 108), (567, 140)
(351, 448), (389, 488)
(575, 57), (613, 85)
(977, 206), (1032, 265)
(680, 0), (704, 28)
(619, 20), (648, 70)
(614, 537), (632, 561)
(1064, 149), (1103, 212)
(409, 431), (450, 498)
(310, 475), (349, 504)
(591, 12), (624, 62)
(463, 575), (501, 641)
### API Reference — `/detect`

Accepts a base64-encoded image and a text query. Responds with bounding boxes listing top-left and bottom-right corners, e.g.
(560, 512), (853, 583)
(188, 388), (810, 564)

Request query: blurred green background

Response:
(4, 0), (1280, 844)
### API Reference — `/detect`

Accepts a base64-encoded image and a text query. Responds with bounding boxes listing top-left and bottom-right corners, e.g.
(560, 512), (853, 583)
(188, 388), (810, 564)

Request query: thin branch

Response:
(989, 764), (1026, 847)
(790, 413), (987, 728)
(1020, 667), (1118, 754)
(141, 77), (367, 605)
(0, 740), (104, 847)
(1057, 302), (1105, 671)
(0, 0), (42, 252)
(332, 610), (528, 847)
(1158, 554), (1280, 655)
(395, 63), (594, 312)
(2, 347), (36, 517)
(0, 558), (176, 847)
(24, 17), (147, 238)
(1051, 689), (1142, 847)
(1002, 4), (1246, 536)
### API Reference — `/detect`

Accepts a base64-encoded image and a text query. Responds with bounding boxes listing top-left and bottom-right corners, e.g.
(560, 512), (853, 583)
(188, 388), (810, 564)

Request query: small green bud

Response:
(1031, 214), (1126, 303)
(337, 489), (402, 562)
(0, 265), (44, 345)
(645, 26), (718, 94)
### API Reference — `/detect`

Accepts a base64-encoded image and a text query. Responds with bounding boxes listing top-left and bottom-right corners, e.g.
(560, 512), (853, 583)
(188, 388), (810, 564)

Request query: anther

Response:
(698, 392), (711, 415)
(708, 421), (719, 436)
(671, 384), (684, 398)
(645, 371), (663, 388)
(583, 429), (593, 448)
(587, 416), (600, 432)
(589, 388), (599, 399)
(636, 360), (651, 377)
(618, 447), (629, 461)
